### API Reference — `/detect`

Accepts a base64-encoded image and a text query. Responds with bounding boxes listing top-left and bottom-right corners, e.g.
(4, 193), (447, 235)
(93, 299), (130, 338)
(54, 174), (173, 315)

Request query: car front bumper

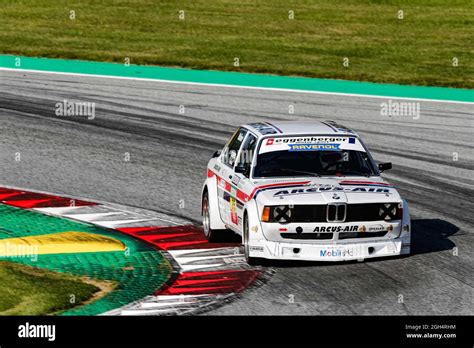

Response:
(252, 238), (409, 261)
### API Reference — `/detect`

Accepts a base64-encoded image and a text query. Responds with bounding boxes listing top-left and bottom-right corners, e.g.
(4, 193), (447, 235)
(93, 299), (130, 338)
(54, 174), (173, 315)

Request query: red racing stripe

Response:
(339, 180), (392, 186)
(248, 180), (311, 199)
(209, 170), (310, 201)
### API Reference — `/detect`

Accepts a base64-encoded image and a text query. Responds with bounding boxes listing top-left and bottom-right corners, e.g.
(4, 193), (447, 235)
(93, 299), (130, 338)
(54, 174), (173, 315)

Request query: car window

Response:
(236, 133), (257, 168)
(222, 128), (247, 167)
(253, 135), (377, 178)
(253, 150), (376, 178)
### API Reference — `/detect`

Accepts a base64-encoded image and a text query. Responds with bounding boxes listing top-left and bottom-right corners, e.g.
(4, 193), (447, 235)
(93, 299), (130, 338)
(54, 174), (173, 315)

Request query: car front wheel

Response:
(243, 212), (261, 266)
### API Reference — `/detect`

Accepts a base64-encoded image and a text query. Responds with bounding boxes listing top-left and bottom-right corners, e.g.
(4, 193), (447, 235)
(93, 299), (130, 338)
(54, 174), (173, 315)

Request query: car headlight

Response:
(379, 203), (403, 220)
(262, 205), (293, 223)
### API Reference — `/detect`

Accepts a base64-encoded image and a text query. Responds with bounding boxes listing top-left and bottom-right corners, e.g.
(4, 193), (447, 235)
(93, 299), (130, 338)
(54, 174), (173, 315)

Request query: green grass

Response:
(0, 0), (472, 88)
(0, 261), (101, 315)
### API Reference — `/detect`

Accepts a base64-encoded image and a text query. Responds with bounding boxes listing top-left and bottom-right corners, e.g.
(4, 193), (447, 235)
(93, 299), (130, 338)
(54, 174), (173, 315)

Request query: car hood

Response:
(253, 177), (401, 205)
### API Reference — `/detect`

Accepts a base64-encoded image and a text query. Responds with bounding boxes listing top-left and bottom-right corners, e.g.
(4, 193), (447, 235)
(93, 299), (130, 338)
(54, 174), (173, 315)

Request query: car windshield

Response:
(253, 138), (378, 178)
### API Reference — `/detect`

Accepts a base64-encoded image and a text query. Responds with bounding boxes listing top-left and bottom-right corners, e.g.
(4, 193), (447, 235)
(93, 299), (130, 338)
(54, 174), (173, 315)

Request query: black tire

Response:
(202, 191), (220, 242)
(243, 212), (261, 266)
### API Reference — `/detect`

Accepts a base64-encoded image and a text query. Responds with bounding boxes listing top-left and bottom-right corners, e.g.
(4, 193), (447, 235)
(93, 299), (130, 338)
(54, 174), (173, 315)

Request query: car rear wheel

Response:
(202, 191), (220, 242)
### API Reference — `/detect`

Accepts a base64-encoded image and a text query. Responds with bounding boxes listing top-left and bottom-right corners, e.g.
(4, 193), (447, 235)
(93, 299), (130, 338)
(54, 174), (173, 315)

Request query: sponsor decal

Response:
(273, 186), (390, 196)
(339, 180), (393, 187)
(313, 225), (358, 233)
(215, 173), (250, 203)
(249, 246), (264, 252)
(249, 181), (311, 199)
(367, 225), (386, 232)
(269, 136), (348, 145)
(232, 175), (241, 186)
(288, 143), (341, 152)
(260, 135), (365, 154)
(230, 197), (238, 224)
(320, 248), (354, 257)
(218, 179), (227, 191)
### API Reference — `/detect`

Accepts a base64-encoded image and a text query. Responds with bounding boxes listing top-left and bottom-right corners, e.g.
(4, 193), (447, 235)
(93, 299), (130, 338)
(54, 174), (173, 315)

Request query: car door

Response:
(231, 132), (258, 229)
(218, 128), (248, 225)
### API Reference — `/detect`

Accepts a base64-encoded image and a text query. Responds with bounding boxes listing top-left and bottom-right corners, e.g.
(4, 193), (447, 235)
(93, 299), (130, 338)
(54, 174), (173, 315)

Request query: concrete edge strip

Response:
(0, 55), (472, 104)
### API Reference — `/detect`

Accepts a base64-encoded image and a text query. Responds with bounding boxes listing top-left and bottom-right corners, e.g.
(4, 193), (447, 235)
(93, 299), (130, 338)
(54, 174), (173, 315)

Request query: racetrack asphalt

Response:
(0, 69), (472, 315)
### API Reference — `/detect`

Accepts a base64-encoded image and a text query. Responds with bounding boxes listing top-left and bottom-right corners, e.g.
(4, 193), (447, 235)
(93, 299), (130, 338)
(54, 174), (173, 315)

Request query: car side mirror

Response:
(235, 164), (250, 177)
(212, 150), (221, 158)
(378, 162), (392, 172)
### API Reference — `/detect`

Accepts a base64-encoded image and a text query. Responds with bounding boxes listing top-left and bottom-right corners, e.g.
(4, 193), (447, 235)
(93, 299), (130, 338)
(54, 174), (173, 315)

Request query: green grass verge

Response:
(0, 261), (101, 315)
(0, 0), (472, 88)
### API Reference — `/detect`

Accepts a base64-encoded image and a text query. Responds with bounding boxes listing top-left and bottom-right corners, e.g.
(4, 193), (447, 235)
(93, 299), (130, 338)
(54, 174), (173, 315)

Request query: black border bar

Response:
(0, 316), (472, 346)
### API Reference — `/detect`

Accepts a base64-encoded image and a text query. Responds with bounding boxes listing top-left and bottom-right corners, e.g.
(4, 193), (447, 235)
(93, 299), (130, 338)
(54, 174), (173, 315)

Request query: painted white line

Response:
(91, 218), (154, 228)
(179, 263), (227, 272)
(173, 254), (244, 263)
(139, 301), (200, 309)
(1, 67), (472, 105)
(119, 308), (179, 315)
(167, 247), (238, 257)
(62, 212), (124, 221)
(34, 206), (87, 215)
(151, 294), (211, 301)
(102, 294), (219, 316)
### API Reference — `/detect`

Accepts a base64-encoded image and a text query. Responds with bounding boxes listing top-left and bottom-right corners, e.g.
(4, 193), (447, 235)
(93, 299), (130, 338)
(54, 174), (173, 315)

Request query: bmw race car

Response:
(201, 121), (411, 264)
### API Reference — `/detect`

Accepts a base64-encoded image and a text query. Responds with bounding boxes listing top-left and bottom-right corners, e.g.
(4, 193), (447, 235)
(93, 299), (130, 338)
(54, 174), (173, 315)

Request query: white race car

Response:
(201, 121), (411, 264)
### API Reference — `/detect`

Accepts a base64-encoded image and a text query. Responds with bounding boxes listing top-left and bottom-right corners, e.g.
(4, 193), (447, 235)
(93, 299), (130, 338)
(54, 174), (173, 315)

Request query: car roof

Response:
(243, 121), (358, 138)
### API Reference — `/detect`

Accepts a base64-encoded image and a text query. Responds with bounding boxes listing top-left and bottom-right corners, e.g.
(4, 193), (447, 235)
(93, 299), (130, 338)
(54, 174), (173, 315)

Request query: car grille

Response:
(345, 203), (382, 222)
(290, 205), (327, 222)
(272, 203), (397, 223)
